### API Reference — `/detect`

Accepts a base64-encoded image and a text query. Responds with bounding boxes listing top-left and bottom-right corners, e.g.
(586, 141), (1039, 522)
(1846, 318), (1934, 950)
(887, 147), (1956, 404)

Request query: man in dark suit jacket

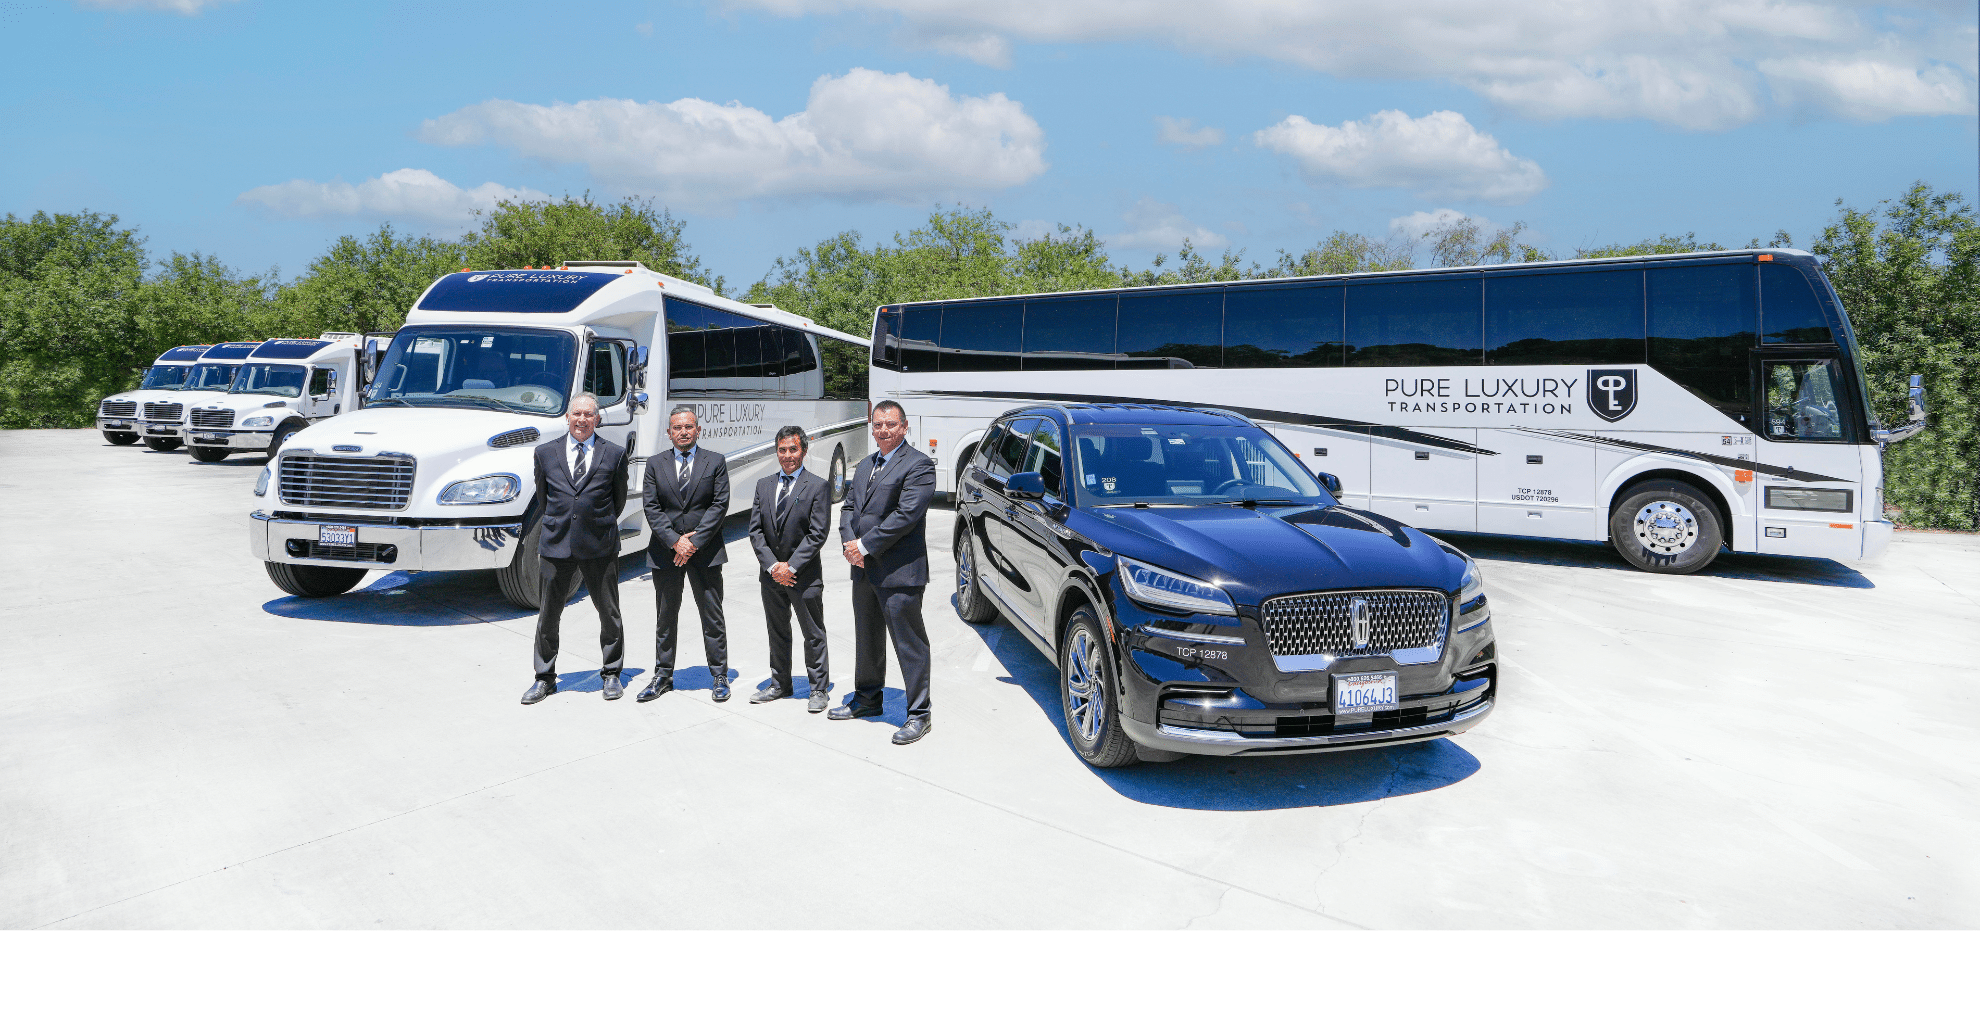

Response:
(833, 400), (937, 744)
(639, 406), (731, 703)
(519, 392), (629, 705)
(747, 425), (833, 712)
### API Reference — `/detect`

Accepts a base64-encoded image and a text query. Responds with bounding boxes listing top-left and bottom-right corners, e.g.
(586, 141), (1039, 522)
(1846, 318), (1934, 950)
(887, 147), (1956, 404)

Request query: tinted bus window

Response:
(1118, 289), (1221, 369)
(1761, 264), (1834, 344)
(820, 337), (868, 399)
(899, 306), (941, 372)
(1487, 269), (1644, 366)
(1224, 284), (1343, 368)
(783, 329), (817, 376)
(1347, 276), (1482, 367)
(1648, 263), (1755, 419)
(939, 300), (1023, 372)
(1024, 295), (1117, 371)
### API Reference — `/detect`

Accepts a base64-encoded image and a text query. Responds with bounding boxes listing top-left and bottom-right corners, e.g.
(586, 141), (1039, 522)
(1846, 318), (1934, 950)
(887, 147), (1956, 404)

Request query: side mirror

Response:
(1006, 471), (1045, 500)
(1908, 373), (1926, 423)
(1876, 372), (1929, 444)
(631, 391), (649, 415)
(1315, 471), (1344, 500)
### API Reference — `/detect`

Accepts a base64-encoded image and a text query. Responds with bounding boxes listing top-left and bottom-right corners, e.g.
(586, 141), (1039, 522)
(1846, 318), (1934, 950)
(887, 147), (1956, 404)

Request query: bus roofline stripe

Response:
(1520, 428), (1851, 484)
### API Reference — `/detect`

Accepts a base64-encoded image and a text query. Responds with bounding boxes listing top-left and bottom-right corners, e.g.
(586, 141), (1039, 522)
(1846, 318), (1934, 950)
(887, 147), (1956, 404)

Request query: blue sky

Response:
(6, 0), (1975, 290)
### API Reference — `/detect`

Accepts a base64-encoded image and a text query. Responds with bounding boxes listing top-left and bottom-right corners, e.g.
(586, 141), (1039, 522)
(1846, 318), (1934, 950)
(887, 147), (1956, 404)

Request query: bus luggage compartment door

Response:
(1369, 428), (1477, 532)
(1476, 433), (1597, 540)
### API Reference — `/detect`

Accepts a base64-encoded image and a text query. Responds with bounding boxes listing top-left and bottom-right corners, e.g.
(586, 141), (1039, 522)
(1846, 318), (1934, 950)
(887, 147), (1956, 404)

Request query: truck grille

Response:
(143, 402), (184, 422)
(279, 454), (417, 510)
(100, 400), (136, 417)
(190, 408), (235, 429)
(1261, 589), (1449, 658)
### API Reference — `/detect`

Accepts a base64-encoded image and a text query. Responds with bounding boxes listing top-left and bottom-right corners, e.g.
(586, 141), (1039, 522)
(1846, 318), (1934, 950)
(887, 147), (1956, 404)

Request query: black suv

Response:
(954, 403), (1496, 767)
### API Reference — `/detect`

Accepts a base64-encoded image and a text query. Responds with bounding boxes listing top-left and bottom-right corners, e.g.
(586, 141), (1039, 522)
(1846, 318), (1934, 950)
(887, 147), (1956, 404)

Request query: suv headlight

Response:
(1459, 558), (1483, 603)
(1118, 556), (1236, 616)
(254, 466), (270, 497)
(241, 415), (274, 428)
(438, 473), (521, 505)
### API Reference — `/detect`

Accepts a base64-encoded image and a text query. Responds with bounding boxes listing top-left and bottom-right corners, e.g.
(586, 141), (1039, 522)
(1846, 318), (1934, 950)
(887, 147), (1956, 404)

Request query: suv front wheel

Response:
(1060, 607), (1138, 768)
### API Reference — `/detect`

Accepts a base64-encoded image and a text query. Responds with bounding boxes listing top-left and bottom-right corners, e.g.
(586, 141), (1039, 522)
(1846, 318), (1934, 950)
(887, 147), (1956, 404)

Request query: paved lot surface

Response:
(4, 428), (1977, 928)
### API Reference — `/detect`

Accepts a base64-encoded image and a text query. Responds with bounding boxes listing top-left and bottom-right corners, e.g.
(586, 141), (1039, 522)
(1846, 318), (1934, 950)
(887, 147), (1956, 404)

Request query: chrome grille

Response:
(142, 401), (184, 422)
(279, 454), (416, 510)
(1262, 589), (1449, 657)
(190, 408), (235, 429)
(100, 400), (136, 417)
(488, 426), (540, 448)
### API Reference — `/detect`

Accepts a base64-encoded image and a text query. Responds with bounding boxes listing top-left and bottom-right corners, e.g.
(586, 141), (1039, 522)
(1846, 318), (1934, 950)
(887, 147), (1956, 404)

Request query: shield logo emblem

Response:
(1588, 369), (1638, 423)
(1349, 596), (1372, 650)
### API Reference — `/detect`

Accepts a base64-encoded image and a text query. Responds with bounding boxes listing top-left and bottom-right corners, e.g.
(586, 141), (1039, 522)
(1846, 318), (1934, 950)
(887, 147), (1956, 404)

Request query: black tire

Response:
(104, 431), (139, 446)
(1059, 607), (1139, 768)
(954, 529), (998, 623)
(189, 446), (230, 463)
(495, 525), (543, 610)
(142, 437), (182, 452)
(827, 445), (848, 504)
(267, 420), (305, 459)
(265, 561), (366, 598)
(1610, 480), (1724, 574)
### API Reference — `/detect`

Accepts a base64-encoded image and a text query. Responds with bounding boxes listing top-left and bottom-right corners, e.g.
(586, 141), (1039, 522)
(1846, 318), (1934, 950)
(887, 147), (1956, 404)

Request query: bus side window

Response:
(1760, 264), (1834, 345)
(1486, 269), (1644, 366)
(822, 337), (868, 400)
(1648, 264), (1755, 423)
(937, 300), (1023, 372)
(1023, 295), (1117, 371)
(1118, 290), (1220, 369)
(1347, 275), (1482, 367)
(897, 307), (941, 372)
(1224, 284), (1343, 369)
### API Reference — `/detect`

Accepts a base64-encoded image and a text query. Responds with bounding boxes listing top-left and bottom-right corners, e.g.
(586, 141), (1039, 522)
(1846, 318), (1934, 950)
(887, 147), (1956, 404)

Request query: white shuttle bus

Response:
(96, 344), (210, 447)
(184, 333), (366, 462)
(247, 261), (871, 605)
(871, 249), (1928, 574)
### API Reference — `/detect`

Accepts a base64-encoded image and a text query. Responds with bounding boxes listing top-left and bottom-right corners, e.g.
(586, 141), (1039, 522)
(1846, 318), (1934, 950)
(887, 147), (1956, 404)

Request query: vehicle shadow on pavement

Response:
(261, 552), (653, 626)
(1431, 532), (1875, 589)
(965, 608), (1481, 811)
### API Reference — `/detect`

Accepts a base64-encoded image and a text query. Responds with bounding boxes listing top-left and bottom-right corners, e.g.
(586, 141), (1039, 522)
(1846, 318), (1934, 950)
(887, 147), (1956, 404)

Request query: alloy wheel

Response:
(1066, 628), (1105, 744)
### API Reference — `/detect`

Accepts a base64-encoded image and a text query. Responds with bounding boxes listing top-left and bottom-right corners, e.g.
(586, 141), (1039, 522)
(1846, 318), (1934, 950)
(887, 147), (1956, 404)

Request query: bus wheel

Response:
(104, 431), (139, 446)
(1610, 481), (1723, 574)
(955, 531), (998, 624)
(495, 527), (542, 610)
(267, 421), (304, 458)
(265, 561), (366, 597)
(828, 445), (848, 504)
(142, 437), (182, 452)
(189, 446), (230, 463)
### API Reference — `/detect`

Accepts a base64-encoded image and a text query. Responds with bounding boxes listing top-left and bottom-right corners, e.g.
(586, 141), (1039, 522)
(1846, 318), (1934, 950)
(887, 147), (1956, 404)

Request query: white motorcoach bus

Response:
(96, 344), (210, 447)
(247, 261), (870, 606)
(870, 249), (1928, 574)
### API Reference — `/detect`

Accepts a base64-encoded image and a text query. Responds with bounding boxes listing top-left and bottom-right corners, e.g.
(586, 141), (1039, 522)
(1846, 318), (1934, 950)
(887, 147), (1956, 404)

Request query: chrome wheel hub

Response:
(1634, 500), (1699, 555)
(1066, 629), (1104, 744)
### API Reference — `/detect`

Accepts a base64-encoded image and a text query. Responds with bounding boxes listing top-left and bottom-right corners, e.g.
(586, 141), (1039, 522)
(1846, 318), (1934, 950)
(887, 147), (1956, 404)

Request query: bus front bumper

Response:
(250, 511), (522, 571)
(189, 430), (272, 450)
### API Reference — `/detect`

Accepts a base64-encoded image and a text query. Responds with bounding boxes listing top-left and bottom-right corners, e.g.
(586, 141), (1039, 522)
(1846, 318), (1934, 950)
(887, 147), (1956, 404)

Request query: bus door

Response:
(1477, 432), (1597, 540)
(1755, 357), (1862, 557)
(304, 364), (336, 419)
(1369, 427), (1478, 532)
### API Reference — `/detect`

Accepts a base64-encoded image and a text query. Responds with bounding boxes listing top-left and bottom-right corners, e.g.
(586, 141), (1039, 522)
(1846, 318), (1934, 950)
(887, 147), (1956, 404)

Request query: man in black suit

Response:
(833, 400), (937, 745)
(639, 406), (731, 703)
(519, 392), (629, 705)
(747, 425), (834, 712)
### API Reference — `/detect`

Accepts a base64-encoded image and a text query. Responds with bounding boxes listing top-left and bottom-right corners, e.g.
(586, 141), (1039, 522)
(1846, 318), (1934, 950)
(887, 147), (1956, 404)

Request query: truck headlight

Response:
(254, 466), (270, 497)
(438, 473), (521, 505)
(241, 415), (274, 428)
(1118, 556), (1236, 616)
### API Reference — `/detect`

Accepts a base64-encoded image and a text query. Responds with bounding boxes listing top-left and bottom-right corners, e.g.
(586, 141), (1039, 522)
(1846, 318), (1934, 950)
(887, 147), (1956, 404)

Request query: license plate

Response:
(317, 525), (357, 548)
(1334, 671), (1399, 715)
(196, 432), (225, 440)
(146, 426), (172, 434)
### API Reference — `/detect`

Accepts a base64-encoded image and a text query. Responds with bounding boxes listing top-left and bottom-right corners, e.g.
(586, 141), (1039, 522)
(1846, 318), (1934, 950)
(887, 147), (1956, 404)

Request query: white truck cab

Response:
(247, 261), (870, 605)
(184, 333), (365, 463)
(153, 342), (262, 449)
(97, 344), (210, 448)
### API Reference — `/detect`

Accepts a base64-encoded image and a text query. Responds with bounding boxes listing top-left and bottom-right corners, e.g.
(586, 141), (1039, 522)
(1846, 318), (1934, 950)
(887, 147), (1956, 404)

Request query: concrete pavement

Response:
(3, 428), (1975, 928)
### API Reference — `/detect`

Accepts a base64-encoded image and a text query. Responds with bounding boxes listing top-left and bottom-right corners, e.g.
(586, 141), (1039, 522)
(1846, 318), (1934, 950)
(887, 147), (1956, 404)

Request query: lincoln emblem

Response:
(1349, 596), (1372, 650)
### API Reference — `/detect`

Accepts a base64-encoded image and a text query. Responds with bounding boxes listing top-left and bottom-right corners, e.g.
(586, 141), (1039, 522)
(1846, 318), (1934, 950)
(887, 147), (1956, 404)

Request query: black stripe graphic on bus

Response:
(912, 389), (1500, 456)
(1522, 428), (1850, 484)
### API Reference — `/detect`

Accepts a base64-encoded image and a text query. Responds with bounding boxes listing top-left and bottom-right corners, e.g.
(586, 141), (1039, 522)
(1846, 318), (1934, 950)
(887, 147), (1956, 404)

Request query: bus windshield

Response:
(231, 363), (307, 398)
(1071, 423), (1324, 505)
(369, 326), (576, 416)
(140, 365), (190, 390)
(186, 364), (240, 391)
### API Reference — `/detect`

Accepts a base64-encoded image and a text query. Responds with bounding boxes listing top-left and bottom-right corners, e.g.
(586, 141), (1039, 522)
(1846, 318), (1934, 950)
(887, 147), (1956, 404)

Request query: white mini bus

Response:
(869, 249), (1928, 574)
(247, 261), (871, 605)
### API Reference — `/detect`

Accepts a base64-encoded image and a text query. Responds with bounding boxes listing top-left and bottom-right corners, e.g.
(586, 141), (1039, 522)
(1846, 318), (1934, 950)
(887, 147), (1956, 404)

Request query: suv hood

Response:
(1073, 502), (1462, 604)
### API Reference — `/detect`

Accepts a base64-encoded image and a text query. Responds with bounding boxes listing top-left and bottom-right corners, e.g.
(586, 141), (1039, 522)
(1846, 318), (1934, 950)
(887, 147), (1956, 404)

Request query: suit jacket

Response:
(520, 435), (629, 561)
(643, 446), (730, 568)
(839, 444), (935, 588)
(749, 469), (831, 584)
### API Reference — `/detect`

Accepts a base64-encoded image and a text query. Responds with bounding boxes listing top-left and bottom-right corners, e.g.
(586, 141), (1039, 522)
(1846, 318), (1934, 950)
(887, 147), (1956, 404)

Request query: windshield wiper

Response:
(1210, 498), (1304, 507)
(366, 396), (414, 407)
(1090, 500), (1194, 508)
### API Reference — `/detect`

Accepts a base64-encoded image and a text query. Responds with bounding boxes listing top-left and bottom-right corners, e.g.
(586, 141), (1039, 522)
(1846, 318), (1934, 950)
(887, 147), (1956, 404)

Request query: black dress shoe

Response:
(521, 679), (556, 705)
(749, 682), (792, 704)
(806, 682), (832, 714)
(827, 702), (882, 721)
(602, 674), (623, 700)
(891, 717), (932, 745)
(636, 677), (672, 703)
(711, 676), (731, 703)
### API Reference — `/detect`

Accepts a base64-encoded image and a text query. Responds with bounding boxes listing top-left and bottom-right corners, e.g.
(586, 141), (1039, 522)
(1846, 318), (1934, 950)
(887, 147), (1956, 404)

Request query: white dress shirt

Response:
(673, 445), (697, 485)
(565, 433), (596, 479)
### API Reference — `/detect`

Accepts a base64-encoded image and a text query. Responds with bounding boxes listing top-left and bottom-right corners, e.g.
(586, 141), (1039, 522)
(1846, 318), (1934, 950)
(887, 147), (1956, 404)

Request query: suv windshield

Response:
(231, 363), (307, 398)
(369, 326), (576, 415)
(186, 364), (240, 391)
(1071, 422), (1324, 505)
(140, 365), (190, 390)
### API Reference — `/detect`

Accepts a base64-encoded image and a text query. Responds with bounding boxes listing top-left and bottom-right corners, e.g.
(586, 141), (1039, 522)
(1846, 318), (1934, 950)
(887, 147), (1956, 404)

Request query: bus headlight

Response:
(438, 473), (521, 505)
(254, 467), (271, 497)
(1118, 556), (1237, 617)
(241, 415), (274, 428)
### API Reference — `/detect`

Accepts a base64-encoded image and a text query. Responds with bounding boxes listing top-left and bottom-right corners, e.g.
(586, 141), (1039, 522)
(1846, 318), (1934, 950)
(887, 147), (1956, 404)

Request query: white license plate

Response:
(196, 432), (226, 440)
(317, 525), (357, 548)
(146, 426), (172, 434)
(1334, 671), (1399, 714)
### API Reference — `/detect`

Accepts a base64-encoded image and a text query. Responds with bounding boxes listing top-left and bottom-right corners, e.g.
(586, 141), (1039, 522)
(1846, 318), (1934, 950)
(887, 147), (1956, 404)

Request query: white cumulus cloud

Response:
(1389, 208), (1503, 238)
(235, 168), (550, 227)
(1254, 109), (1549, 204)
(723, 1), (1977, 129)
(1106, 198), (1228, 252)
(1154, 116), (1224, 151)
(417, 68), (1046, 212)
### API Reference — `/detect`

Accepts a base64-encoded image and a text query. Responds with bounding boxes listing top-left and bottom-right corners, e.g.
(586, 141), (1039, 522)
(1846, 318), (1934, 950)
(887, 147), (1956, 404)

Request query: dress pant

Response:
(653, 562), (726, 682)
(761, 575), (829, 693)
(850, 576), (930, 720)
(533, 555), (624, 682)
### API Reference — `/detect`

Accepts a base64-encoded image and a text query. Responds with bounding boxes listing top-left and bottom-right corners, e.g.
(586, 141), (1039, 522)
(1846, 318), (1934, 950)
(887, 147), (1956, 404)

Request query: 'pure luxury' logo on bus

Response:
(1588, 370), (1638, 422)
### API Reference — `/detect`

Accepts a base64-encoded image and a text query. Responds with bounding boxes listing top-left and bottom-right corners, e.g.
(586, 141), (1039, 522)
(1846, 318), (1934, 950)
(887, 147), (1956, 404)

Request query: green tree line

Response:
(3, 185), (1973, 528)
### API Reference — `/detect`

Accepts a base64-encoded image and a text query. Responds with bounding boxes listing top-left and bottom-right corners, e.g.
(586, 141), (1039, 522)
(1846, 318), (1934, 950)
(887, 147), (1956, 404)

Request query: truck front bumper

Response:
(250, 511), (522, 571)
(189, 430), (272, 450)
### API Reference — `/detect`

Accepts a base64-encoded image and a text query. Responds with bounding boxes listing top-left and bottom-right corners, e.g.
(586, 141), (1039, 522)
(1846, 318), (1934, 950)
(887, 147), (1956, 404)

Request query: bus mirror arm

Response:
(1874, 373), (1929, 445)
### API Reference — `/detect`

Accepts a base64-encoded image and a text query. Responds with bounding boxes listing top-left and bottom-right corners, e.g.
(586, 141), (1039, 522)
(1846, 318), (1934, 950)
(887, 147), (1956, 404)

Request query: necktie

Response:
(775, 475), (793, 528)
(678, 453), (690, 488)
(573, 442), (588, 481)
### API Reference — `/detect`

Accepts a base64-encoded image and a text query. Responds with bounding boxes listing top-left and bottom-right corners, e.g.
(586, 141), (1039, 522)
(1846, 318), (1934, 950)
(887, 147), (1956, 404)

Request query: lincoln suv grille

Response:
(279, 454), (417, 510)
(1261, 589), (1450, 658)
(100, 400), (136, 417)
(190, 408), (235, 429)
(142, 401), (184, 422)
